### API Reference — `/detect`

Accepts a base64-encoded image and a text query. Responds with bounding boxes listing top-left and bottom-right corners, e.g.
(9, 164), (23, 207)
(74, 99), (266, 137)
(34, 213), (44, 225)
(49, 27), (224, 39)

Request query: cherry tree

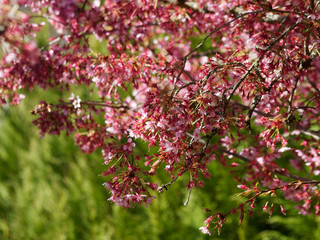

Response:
(1, 0), (320, 235)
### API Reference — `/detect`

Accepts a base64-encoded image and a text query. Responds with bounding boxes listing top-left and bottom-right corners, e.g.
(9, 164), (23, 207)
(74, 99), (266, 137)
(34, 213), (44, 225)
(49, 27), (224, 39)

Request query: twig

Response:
(245, 94), (262, 133)
(31, 100), (129, 115)
(216, 147), (315, 182)
(215, 179), (320, 226)
(191, 50), (220, 58)
(82, 101), (130, 109)
(157, 154), (197, 193)
(297, 93), (320, 121)
(310, 0), (315, 10)
(257, 20), (301, 51)
(171, 10), (263, 97)
(160, 0), (215, 14)
(184, 187), (193, 205)
(221, 58), (260, 119)
(223, 21), (301, 121)
(157, 175), (180, 193)
(288, 77), (300, 114)
(81, 0), (88, 12)
(232, 101), (273, 117)
(306, 77), (320, 94)
(298, 128), (320, 140)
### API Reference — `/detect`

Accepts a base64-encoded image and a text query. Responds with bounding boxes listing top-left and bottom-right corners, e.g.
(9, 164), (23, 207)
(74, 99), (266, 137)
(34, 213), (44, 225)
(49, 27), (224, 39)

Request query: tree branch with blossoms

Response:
(200, 180), (320, 236)
(1, 0), (320, 236)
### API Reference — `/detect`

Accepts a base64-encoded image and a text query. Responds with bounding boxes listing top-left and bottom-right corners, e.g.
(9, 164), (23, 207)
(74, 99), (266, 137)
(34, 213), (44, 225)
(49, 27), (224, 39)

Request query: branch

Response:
(157, 175), (180, 193)
(216, 147), (315, 182)
(175, 62), (245, 97)
(221, 58), (260, 119)
(31, 100), (129, 115)
(81, 101), (130, 109)
(185, 131), (314, 182)
(297, 93), (320, 122)
(184, 187), (192, 205)
(244, 76), (277, 131)
(288, 76), (300, 114)
(232, 101), (272, 117)
(257, 20), (301, 51)
(222, 21), (301, 121)
(306, 77), (320, 94)
(157, 153), (197, 193)
(171, 10), (263, 96)
(297, 126), (320, 140)
(81, 0), (88, 12)
(211, 179), (320, 230)
(159, 0), (215, 14)
(191, 50), (220, 58)
(245, 94), (262, 133)
(183, 10), (262, 59)
(310, 0), (315, 10)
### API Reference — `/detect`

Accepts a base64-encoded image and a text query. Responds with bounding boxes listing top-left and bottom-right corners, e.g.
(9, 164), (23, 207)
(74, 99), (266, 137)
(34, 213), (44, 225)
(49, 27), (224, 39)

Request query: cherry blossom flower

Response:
(199, 226), (211, 236)
(69, 93), (81, 109)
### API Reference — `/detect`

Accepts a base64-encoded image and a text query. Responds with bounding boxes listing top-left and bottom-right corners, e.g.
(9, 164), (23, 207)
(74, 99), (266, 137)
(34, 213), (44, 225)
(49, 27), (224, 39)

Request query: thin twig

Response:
(216, 147), (315, 182)
(306, 77), (320, 94)
(297, 93), (320, 121)
(184, 187), (193, 205)
(160, 0), (215, 13)
(223, 21), (301, 120)
(157, 175), (180, 193)
(288, 77), (300, 114)
(171, 10), (263, 97)
(232, 102), (273, 117)
(31, 100), (129, 115)
(310, 0), (315, 10)
(217, 179), (320, 223)
(245, 94), (262, 133)
(221, 58), (260, 119)
(258, 20), (301, 51)
(81, 0), (88, 12)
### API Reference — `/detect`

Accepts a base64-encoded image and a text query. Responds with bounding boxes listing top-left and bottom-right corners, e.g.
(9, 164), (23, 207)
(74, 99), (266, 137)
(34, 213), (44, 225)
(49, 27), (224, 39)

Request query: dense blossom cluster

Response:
(1, 0), (320, 235)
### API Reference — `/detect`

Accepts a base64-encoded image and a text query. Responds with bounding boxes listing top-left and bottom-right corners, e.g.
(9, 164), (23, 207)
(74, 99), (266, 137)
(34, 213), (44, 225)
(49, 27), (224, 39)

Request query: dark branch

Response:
(171, 10), (263, 97)
(217, 147), (316, 182)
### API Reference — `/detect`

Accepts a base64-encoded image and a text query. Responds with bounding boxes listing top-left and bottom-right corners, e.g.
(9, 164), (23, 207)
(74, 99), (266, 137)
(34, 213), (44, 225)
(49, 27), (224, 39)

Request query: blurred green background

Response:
(1, 88), (320, 240)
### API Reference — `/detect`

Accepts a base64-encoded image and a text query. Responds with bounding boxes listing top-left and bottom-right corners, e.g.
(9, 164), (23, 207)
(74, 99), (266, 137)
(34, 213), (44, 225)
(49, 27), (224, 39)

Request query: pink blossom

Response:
(263, 202), (268, 212)
(199, 226), (211, 236)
